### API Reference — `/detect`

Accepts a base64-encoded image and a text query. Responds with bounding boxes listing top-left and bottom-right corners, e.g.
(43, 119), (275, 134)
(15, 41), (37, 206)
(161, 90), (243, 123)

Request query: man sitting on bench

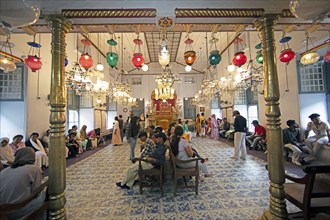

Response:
(283, 120), (311, 166)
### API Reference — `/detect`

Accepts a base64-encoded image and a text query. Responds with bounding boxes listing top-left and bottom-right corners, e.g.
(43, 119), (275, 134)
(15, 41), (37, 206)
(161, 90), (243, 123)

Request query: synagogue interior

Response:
(0, 0), (330, 219)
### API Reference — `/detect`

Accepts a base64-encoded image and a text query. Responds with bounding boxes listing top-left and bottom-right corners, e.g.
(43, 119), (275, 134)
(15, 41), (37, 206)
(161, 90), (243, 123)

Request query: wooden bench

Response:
(169, 147), (202, 196)
(0, 180), (48, 220)
(284, 165), (330, 220)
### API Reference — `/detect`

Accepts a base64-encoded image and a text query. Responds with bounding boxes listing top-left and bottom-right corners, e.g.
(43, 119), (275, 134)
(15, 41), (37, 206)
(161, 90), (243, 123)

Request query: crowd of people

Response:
(1, 110), (329, 219)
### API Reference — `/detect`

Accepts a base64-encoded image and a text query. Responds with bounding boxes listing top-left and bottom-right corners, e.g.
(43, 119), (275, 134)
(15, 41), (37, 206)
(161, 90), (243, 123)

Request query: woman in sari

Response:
(211, 114), (219, 139)
(112, 116), (123, 146)
(195, 114), (201, 137)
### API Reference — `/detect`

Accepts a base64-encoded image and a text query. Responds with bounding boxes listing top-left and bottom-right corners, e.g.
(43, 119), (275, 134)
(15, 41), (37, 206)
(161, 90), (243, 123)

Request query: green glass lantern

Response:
(208, 50), (221, 65)
(106, 52), (118, 68)
(106, 39), (118, 68)
(255, 51), (263, 64)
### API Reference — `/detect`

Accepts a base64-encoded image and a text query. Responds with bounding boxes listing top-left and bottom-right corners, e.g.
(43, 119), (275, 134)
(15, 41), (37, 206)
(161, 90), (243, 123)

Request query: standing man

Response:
(126, 111), (140, 162)
(305, 113), (330, 157)
(232, 110), (247, 160)
(246, 120), (266, 150)
(118, 115), (124, 142)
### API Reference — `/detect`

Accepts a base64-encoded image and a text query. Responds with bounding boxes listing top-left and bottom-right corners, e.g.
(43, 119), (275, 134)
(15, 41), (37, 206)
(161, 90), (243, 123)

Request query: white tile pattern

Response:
(65, 137), (300, 219)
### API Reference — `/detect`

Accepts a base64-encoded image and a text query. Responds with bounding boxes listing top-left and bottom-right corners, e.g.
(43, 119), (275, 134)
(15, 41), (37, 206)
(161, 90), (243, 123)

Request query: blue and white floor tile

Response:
(65, 137), (300, 219)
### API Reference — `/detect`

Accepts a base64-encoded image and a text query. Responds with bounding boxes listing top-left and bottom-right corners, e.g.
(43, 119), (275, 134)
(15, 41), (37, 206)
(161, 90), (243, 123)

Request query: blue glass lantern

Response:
(209, 50), (221, 65)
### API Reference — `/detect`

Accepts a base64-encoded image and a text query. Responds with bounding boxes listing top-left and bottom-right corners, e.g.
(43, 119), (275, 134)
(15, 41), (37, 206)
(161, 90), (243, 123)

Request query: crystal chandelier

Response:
(65, 62), (93, 95)
(154, 66), (179, 100)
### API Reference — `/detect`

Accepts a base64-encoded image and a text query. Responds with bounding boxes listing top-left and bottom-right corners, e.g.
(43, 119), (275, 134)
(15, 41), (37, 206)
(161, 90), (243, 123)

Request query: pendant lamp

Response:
(79, 39), (93, 70)
(106, 38), (119, 68)
(279, 36), (295, 64)
(24, 37), (42, 72)
(183, 36), (196, 71)
(0, 37), (17, 73)
(300, 32), (320, 65)
(132, 37), (145, 69)
(255, 50), (263, 64)
(324, 50), (330, 63)
(208, 34), (221, 66)
(232, 37), (247, 67)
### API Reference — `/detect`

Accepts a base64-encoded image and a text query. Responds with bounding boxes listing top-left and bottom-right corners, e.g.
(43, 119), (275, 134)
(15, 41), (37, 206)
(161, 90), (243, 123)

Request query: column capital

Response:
(253, 14), (279, 31)
(46, 15), (72, 33)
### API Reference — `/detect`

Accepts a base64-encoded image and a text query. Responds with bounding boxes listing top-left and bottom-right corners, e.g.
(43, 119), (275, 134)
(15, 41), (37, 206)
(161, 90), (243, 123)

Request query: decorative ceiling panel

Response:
(145, 32), (182, 62)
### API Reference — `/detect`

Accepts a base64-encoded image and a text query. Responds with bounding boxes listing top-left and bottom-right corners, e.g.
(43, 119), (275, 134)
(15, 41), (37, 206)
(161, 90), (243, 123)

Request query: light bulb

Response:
(96, 98), (101, 104)
(141, 64), (148, 71)
(96, 63), (104, 71)
(185, 65), (192, 72)
(227, 64), (235, 72)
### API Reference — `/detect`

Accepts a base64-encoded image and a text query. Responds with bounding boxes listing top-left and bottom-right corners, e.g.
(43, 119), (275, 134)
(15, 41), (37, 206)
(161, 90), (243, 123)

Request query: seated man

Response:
(116, 132), (167, 190)
(283, 120), (311, 166)
(138, 131), (156, 156)
(246, 120), (266, 150)
(219, 118), (231, 138)
(304, 113), (330, 158)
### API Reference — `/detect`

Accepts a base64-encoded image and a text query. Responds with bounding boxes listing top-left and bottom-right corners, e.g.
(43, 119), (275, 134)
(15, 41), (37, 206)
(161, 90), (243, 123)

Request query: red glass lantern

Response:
(279, 49), (295, 63)
(24, 55), (42, 72)
(132, 53), (144, 68)
(324, 51), (330, 63)
(79, 53), (93, 69)
(232, 52), (247, 67)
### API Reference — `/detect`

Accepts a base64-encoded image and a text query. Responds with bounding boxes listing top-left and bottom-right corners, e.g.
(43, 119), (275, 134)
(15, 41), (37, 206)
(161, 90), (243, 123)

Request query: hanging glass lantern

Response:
(279, 49), (295, 63)
(25, 40), (42, 72)
(0, 57), (16, 73)
(208, 34), (221, 66)
(79, 39), (93, 69)
(232, 37), (246, 67)
(324, 51), (330, 63)
(232, 52), (247, 67)
(300, 52), (320, 65)
(300, 32), (320, 65)
(0, 38), (16, 73)
(279, 35), (295, 64)
(209, 50), (221, 65)
(183, 37), (196, 66)
(184, 51), (196, 66)
(64, 57), (69, 67)
(132, 37), (145, 69)
(106, 39), (118, 68)
(132, 53), (144, 68)
(255, 51), (263, 64)
(79, 53), (93, 69)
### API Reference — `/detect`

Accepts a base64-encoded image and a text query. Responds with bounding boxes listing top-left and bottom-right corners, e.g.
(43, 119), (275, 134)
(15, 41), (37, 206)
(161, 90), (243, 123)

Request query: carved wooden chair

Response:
(284, 164), (330, 220)
(169, 147), (202, 196)
(135, 158), (164, 197)
(0, 180), (49, 220)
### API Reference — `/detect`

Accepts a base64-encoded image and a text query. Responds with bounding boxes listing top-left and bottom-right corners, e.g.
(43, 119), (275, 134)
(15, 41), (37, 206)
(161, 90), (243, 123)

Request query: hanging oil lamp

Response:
(208, 34), (221, 66)
(279, 36), (295, 64)
(232, 37), (247, 67)
(106, 38), (119, 68)
(183, 36), (196, 71)
(24, 36), (42, 72)
(79, 39), (94, 70)
(132, 37), (145, 68)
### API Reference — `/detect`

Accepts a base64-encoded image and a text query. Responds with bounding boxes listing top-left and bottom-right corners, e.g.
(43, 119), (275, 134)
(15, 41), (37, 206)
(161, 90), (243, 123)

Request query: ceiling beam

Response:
(22, 26), (38, 35)
(210, 24), (219, 33)
(282, 24), (296, 33)
(79, 26), (90, 34)
(234, 24), (247, 34)
(107, 25), (116, 34)
(305, 24), (322, 33)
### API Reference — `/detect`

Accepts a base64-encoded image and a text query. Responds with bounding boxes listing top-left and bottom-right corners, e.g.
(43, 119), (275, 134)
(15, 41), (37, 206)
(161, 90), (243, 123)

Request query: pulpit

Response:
(149, 90), (178, 131)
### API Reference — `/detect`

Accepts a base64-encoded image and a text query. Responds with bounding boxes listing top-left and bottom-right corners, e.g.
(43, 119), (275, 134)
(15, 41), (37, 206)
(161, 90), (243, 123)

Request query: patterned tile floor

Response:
(65, 137), (300, 220)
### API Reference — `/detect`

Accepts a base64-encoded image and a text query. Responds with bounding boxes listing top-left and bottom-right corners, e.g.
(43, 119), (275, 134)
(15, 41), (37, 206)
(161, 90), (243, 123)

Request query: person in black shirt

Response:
(232, 110), (247, 160)
(125, 111), (140, 161)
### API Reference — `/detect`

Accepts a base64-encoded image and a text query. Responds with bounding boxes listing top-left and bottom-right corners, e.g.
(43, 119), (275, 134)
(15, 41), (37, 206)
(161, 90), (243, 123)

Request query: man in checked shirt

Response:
(138, 131), (157, 158)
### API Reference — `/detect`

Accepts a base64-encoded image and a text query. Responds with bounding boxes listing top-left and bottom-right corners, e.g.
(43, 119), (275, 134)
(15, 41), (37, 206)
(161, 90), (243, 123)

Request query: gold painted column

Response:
(254, 15), (288, 219)
(47, 15), (72, 219)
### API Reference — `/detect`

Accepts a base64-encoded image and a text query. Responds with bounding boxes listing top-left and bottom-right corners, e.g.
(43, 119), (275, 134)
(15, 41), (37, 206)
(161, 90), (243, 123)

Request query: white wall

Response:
(79, 108), (95, 132)
(299, 93), (329, 130)
(0, 101), (26, 140)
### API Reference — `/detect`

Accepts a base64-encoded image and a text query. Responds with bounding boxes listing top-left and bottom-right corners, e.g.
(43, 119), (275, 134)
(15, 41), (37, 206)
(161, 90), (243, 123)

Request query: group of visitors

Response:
(1, 132), (49, 170)
(230, 110), (330, 165)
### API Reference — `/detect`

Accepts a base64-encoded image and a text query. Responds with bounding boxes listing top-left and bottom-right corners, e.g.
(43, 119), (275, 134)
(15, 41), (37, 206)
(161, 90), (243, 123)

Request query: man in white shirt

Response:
(305, 113), (330, 158)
